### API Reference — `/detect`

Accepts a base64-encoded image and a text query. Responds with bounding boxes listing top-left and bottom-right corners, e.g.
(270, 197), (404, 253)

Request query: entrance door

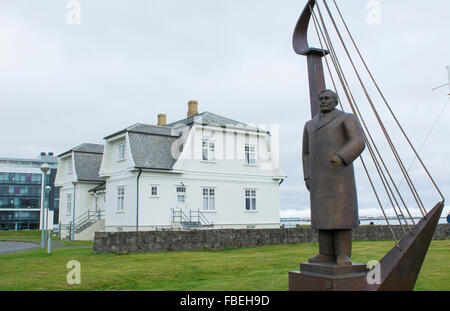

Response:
(175, 186), (187, 211)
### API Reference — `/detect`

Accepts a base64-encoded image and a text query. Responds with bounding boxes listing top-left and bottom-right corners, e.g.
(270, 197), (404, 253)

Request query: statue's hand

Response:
(330, 154), (345, 164)
(305, 179), (310, 191)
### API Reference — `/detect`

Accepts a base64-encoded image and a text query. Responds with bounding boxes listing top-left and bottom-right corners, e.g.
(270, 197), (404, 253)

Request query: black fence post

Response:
(69, 221), (72, 241)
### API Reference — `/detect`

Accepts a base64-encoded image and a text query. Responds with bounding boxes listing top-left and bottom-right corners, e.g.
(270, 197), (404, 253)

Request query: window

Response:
(202, 188), (215, 211)
(245, 189), (256, 211)
(150, 185), (158, 197)
(176, 186), (186, 204)
(66, 193), (72, 214)
(245, 145), (256, 165)
(67, 160), (73, 174)
(117, 186), (125, 211)
(118, 143), (126, 161)
(202, 140), (215, 161)
(32, 174), (41, 184)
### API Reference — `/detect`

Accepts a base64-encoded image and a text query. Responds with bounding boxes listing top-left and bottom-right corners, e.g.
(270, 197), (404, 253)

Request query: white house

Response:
(54, 143), (105, 240)
(56, 101), (285, 240)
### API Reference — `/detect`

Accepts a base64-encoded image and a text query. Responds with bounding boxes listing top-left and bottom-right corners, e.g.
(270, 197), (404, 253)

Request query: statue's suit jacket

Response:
(302, 109), (365, 230)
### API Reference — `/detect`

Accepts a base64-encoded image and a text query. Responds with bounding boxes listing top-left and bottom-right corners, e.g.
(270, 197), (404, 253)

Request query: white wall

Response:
(58, 182), (101, 225)
(54, 155), (75, 186)
(104, 172), (137, 230)
(140, 172), (280, 228)
(104, 171), (280, 231)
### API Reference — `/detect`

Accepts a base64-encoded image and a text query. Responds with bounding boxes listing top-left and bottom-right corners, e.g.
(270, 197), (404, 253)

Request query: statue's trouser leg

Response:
(308, 230), (335, 263)
(318, 230), (334, 256)
(334, 229), (352, 265)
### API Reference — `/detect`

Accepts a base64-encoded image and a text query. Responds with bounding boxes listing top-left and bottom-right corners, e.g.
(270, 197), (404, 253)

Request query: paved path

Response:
(0, 241), (39, 254)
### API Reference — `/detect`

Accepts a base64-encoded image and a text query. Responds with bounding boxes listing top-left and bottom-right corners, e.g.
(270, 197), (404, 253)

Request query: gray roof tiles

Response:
(59, 143), (104, 157)
(58, 143), (104, 182)
(166, 111), (262, 132)
(127, 123), (176, 136)
(73, 151), (105, 182)
(104, 123), (178, 139)
(128, 132), (178, 170)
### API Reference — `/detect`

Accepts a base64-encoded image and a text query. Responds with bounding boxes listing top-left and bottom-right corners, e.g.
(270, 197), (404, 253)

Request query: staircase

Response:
(60, 209), (105, 240)
(172, 209), (213, 229)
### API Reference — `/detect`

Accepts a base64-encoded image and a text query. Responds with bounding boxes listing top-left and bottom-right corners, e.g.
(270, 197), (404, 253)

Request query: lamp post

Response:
(40, 163), (51, 252)
(45, 184), (52, 254)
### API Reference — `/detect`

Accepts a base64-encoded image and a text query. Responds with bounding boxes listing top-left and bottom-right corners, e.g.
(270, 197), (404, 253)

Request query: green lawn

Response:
(0, 229), (57, 242)
(0, 230), (92, 247)
(0, 239), (448, 291)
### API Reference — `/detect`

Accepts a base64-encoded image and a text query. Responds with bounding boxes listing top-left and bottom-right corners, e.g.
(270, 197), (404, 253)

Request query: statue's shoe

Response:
(308, 253), (335, 263)
(336, 254), (352, 266)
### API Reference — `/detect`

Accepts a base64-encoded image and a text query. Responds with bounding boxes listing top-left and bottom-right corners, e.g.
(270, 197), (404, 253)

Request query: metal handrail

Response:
(172, 210), (191, 223)
(171, 209), (213, 227)
(73, 209), (104, 232)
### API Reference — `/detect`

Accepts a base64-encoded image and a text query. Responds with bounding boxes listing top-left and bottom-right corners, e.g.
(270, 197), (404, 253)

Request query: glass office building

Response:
(0, 153), (59, 230)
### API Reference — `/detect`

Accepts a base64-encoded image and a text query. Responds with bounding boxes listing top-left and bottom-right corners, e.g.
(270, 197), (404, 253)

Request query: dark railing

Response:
(60, 209), (104, 239)
(74, 209), (104, 232)
(172, 209), (213, 228)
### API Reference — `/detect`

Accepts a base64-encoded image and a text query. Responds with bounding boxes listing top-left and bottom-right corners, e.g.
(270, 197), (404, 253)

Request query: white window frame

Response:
(117, 186), (125, 211)
(66, 193), (72, 214)
(118, 143), (126, 161)
(202, 187), (216, 211)
(150, 185), (159, 197)
(245, 144), (257, 165)
(176, 186), (186, 204)
(244, 189), (257, 211)
(202, 140), (215, 162)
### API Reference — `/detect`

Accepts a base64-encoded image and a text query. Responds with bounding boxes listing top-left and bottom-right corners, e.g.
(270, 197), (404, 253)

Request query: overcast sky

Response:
(1, 0), (449, 219)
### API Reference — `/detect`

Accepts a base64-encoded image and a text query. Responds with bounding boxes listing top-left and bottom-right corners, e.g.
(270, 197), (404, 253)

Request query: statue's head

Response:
(319, 89), (339, 113)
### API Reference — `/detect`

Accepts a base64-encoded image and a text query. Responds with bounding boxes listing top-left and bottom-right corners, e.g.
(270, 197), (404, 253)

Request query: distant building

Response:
(55, 101), (285, 240)
(0, 153), (59, 230)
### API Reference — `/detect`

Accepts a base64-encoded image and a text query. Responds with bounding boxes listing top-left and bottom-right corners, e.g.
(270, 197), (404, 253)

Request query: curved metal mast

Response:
(293, 0), (328, 118)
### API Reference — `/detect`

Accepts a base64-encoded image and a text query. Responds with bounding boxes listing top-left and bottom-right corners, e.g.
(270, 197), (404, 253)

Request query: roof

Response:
(73, 151), (105, 182)
(58, 143), (104, 157)
(89, 182), (106, 193)
(166, 111), (264, 132)
(104, 123), (177, 140)
(103, 123), (181, 170)
(128, 132), (178, 169)
(58, 143), (105, 182)
(102, 112), (266, 171)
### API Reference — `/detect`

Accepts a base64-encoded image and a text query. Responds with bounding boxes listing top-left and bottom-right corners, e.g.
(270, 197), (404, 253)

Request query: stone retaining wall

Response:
(93, 224), (449, 254)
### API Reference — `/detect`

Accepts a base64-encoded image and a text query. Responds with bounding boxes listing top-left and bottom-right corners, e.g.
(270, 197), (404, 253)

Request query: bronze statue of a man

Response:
(302, 89), (365, 266)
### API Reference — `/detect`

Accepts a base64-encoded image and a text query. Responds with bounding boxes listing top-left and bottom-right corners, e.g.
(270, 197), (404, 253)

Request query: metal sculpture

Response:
(289, 0), (445, 291)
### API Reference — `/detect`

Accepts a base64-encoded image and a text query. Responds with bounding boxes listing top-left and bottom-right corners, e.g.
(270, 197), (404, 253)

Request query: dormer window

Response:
(202, 140), (215, 162)
(118, 143), (126, 161)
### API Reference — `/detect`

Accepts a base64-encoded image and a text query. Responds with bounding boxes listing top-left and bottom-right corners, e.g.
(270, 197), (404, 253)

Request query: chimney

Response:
(187, 100), (198, 118)
(157, 114), (167, 126)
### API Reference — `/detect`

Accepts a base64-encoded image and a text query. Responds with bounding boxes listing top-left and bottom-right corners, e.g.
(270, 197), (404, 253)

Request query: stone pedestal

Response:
(289, 262), (369, 291)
